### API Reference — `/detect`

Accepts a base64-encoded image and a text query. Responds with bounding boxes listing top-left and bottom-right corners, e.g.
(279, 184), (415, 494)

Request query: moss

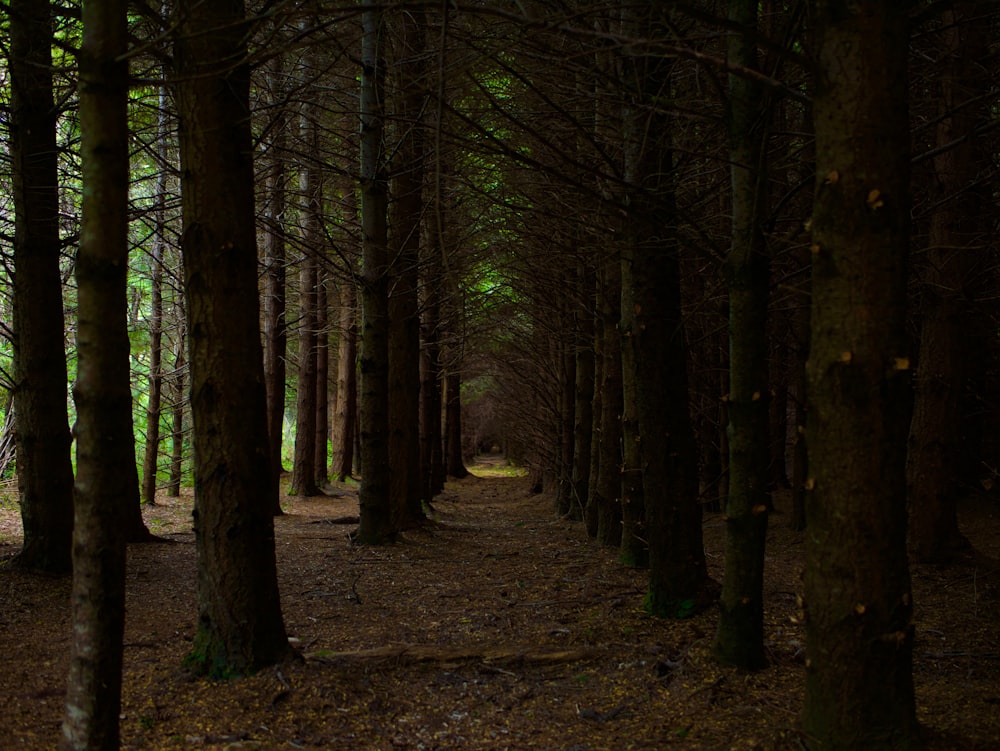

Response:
(184, 628), (244, 680)
(643, 591), (697, 619)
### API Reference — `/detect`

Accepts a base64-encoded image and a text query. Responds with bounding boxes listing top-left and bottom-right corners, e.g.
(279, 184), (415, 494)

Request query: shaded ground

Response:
(1, 456), (999, 750)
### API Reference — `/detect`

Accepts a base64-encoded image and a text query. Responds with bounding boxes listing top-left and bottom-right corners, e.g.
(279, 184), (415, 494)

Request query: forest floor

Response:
(1, 457), (999, 750)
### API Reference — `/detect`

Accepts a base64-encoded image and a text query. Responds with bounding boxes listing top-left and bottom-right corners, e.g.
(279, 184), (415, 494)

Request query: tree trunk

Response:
(289, 254), (320, 495)
(906, 3), (987, 563)
(290, 103), (322, 497)
(9, 0), (75, 573)
(555, 315), (576, 515)
(619, 257), (646, 568)
(714, 0), (771, 670)
(388, 5), (428, 525)
(167, 334), (186, 498)
(262, 54), (289, 506)
(585, 285), (604, 539)
(174, 0), (290, 677)
(356, 5), (396, 544)
(330, 281), (357, 482)
(444, 366), (469, 479)
(621, 1), (709, 617)
(789, 269), (810, 532)
(593, 250), (623, 548)
(802, 2), (919, 747)
(570, 263), (595, 523)
(314, 267), (330, 488)
(62, 4), (130, 745)
(420, 240), (445, 501)
(141, 79), (170, 509)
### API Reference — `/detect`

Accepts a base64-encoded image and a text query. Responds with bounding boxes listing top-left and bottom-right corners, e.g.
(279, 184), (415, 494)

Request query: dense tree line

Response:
(0, 1), (997, 748)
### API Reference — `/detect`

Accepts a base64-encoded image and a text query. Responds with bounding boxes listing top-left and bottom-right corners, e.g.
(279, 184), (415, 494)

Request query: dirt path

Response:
(1, 460), (998, 749)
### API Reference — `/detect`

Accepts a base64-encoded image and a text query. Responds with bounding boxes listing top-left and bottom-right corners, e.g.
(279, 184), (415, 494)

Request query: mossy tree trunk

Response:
(174, 0), (291, 677)
(802, 2), (920, 747)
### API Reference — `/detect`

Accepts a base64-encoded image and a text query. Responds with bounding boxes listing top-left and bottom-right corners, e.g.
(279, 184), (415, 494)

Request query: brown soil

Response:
(1, 457), (999, 750)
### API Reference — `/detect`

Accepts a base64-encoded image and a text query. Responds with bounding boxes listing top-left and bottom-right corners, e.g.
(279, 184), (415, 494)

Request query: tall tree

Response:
(621, 1), (709, 616)
(592, 249), (623, 548)
(906, 2), (989, 562)
(62, 0), (131, 744)
(356, 4), (396, 544)
(714, 0), (771, 670)
(174, 0), (291, 676)
(262, 51), (291, 508)
(8, 0), (75, 573)
(289, 99), (323, 497)
(802, 1), (919, 747)
(443, 351), (469, 479)
(330, 279), (357, 482)
(141, 77), (171, 508)
(570, 263), (595, 522)
(314, 266), (330, 487)
(388, 5), (429, 526)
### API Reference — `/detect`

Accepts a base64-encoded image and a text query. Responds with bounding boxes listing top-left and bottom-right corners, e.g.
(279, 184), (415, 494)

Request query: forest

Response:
(0, 0), (998, 749)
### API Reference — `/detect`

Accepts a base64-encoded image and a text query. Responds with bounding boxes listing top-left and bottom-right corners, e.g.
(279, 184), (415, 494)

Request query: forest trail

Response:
(1, 460), (999, 749)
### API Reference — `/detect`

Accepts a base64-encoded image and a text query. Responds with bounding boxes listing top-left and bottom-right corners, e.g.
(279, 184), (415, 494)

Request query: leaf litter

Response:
(0, 459), (998, 750)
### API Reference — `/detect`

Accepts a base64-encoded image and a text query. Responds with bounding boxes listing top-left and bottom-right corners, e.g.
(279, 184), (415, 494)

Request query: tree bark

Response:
(289, 122), (322, 497)
(388, 5), (429, 525)
(570, 263), (595, 523)
(906, 2), (987, 563)
(356, 5), (396, 544)
(555, 313), (576, 515)
(444, 365), (469, 479)
(802, 2), (920, 747)
(174, 0), (290, 676)
(262, 53), (290, 507)
(330, 281), (357, 482)
(141, 78), (170, 509)
(314, 267), (330, 488)
(62, 3), (131, 745)
(621, 1), (708, 616)
(593, 250), (623, 548)
(714, 0), (771, 671)
(9, 0), (75, 573)
(167, 333), (186, 498)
